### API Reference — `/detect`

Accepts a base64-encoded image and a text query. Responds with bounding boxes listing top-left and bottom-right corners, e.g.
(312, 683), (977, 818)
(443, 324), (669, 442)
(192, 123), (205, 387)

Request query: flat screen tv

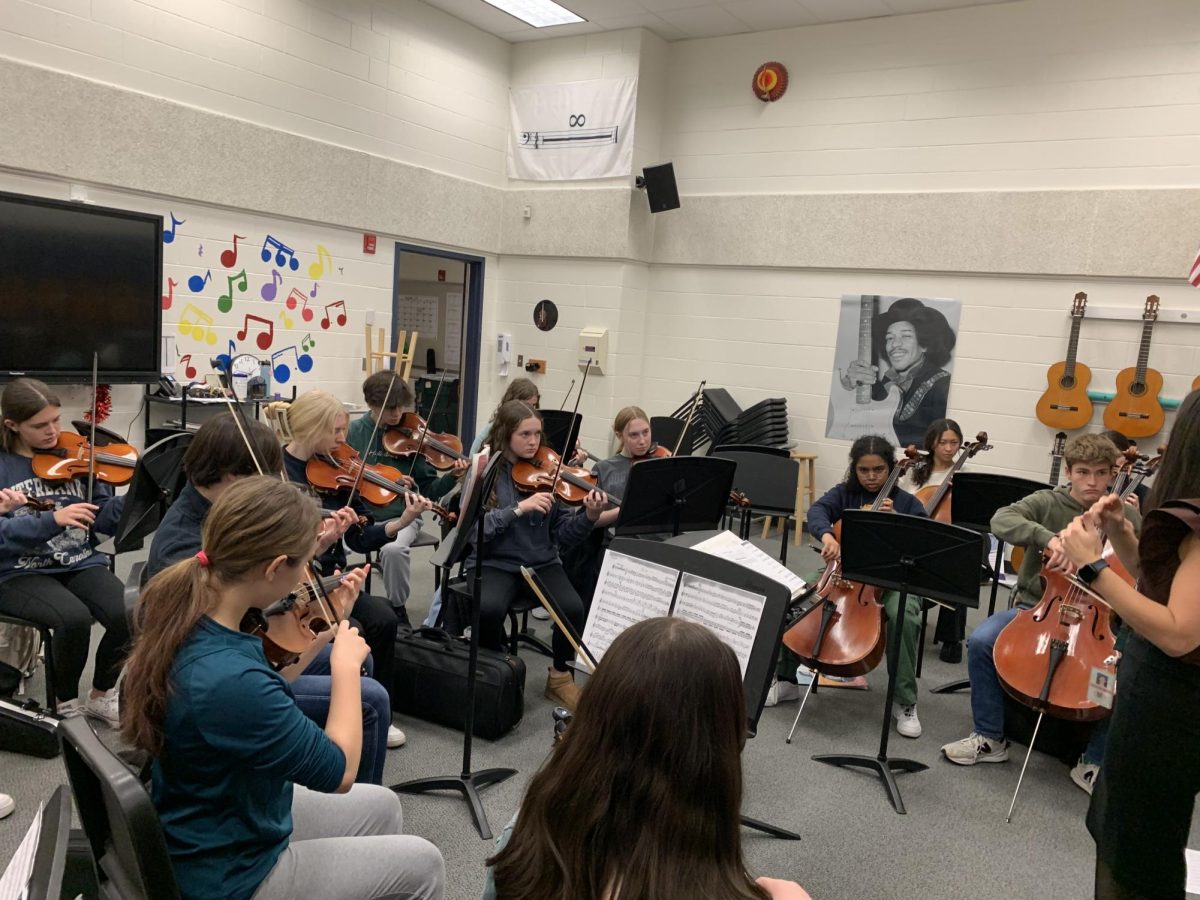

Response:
(0, 191), (163, 383)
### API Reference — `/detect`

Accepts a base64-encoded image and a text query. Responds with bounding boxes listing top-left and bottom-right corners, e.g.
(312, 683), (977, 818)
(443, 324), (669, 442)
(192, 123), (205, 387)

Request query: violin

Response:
(511, 446), (617, 507)
(632, 443), (671, 462)
(382, 412), (467, 471)
(911, 431), (992, 524)
(782, 454), (916, 678)
(32, 432), (138, 486)
(305, 443), (455, 523)
(240, 571), (351, 670)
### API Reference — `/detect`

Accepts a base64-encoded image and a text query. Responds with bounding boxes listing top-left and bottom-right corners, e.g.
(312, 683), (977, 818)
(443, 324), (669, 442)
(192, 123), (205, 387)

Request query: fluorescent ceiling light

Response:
(482, 0), (585, 27)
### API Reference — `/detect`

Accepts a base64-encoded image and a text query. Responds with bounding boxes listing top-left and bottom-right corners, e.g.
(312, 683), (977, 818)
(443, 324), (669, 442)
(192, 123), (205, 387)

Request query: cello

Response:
(782, 451), (916, 742)
(913, 431), (992, 522)
(991, 459), (1144, 821)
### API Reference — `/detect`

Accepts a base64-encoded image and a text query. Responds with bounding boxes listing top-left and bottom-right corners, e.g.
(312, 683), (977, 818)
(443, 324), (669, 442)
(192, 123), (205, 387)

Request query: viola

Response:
(382, 412), (467, 470)
(240, 572), (350, 670)
(511, 446), (617, 507)
(305, 443), (455, 523)
(32, 432), (138, 486)
(782, 455), (915, 678)
(912, 431), (992, 524)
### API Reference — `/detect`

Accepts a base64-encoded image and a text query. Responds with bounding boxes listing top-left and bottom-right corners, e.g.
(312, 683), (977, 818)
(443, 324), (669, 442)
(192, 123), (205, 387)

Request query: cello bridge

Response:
(1057, 603), (1083, 626)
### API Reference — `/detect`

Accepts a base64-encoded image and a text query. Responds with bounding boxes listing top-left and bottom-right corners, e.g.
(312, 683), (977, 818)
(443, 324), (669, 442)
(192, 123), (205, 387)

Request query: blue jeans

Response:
(968, 608), (1110, 764)
(293, 647), (390, 785)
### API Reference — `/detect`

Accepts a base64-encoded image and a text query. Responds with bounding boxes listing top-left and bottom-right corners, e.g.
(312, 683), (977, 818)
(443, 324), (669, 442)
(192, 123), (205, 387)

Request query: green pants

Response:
(777, 588), (922, 707)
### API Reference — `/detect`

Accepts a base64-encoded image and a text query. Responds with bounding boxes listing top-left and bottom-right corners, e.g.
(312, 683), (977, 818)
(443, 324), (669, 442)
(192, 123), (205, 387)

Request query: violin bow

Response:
(672, 379), (706, 456)
(404, 369), (447, 479)
(558, 378), (576, 411)
(210, 358), (266, 477)
(85, 352), (98, 508)
(546, 357), (592, 500)
(344, 367), (403, 509)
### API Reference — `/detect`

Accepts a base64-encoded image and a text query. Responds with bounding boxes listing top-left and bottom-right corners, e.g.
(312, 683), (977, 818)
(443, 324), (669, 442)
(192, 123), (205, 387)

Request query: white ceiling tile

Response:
(719, 0), (819, 31)
(636, 0), (716, 12)
(656, 4), (754, 37)
(596, 13), (691, 40)
(796, 0), (892, 23)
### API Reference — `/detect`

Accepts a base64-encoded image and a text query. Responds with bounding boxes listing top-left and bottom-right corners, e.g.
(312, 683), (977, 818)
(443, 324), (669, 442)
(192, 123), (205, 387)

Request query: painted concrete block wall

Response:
(660, 0), (1200, 193)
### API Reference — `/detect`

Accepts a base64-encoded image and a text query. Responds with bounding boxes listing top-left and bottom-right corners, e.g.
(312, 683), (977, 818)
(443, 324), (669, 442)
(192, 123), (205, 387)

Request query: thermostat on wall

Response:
(578, 328), (608, 374)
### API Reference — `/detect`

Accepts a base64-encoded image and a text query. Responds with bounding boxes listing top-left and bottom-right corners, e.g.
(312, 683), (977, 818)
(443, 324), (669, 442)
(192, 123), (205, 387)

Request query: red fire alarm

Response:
(437, 269), (446, 282)
(363, 233), (377, 254)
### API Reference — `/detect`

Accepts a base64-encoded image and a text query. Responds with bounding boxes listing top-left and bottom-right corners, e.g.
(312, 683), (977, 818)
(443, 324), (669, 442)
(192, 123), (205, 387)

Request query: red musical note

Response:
(236, 313), (275, 351)
(286, 288), (312, 322)
(178, 354), (197, 379)
(320, 300), (347, 330)
(220, 234), (245, 268)
(161, 277), (177, 310)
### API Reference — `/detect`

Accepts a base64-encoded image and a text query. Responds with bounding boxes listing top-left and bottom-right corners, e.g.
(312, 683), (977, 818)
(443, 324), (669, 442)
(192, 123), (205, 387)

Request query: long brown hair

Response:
(0, 378), (60, 453)
(484, 399), (541, 460)
(1147, 389), (1200, 514)
(612, 406), (649, 452)
(121, 476), (321, 755)
(910, 418), (962, 488)
(490, 617), (768, 900)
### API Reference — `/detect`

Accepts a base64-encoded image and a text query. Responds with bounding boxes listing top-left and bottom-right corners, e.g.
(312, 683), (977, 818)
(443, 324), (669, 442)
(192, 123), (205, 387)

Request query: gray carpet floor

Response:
(2, 528), (1197, 900)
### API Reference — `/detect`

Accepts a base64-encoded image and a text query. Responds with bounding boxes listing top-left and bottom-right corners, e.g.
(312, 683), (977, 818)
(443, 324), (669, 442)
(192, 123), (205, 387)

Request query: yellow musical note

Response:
(308, 244), (333, 280)
(178, 303), (218, 346)
(279, 308), (294, 329)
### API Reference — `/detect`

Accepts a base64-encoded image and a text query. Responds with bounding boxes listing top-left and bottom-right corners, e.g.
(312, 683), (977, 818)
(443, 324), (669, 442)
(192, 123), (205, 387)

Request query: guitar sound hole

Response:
(1129, 382), (1146, 397)
(1059, 376), (1076, 390)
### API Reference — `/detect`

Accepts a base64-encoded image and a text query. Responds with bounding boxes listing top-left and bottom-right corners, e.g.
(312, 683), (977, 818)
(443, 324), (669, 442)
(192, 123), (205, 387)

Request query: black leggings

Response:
(478, 565), (584, 671)
(0, 566), (130, 701)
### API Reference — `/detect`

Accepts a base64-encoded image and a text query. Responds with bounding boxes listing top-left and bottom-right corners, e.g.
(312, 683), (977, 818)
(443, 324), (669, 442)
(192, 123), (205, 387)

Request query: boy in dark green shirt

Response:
(345, 372), (467, 624)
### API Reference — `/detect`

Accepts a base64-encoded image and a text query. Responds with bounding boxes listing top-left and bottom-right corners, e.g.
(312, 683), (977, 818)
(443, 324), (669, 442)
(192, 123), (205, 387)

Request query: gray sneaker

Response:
(84, 689), (120, 729)
(1070, 757), (1099, 795)
(941, 732), (1009, 765)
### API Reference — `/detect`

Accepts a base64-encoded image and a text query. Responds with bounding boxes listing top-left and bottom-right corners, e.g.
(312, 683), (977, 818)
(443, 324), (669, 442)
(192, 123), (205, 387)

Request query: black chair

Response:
(710, 450), (800, 563)
(443, 575), (553, 659)
(650, 416), (697, 456)
(710, 443), (789, 457)
(59, 717), (182, 900)
(0, 615), (58, 710)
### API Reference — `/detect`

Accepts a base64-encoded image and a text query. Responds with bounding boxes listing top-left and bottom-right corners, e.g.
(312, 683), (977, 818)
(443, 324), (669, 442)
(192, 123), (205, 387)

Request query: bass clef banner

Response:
(508, 77), (637, 181)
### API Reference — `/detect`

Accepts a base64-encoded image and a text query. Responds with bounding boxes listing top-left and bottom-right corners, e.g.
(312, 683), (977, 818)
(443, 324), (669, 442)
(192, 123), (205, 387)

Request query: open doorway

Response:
(393, 244), (484, 448)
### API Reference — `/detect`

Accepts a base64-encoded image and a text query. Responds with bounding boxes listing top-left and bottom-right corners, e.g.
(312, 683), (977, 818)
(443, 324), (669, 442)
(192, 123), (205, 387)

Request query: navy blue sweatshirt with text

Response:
(806, 481), (927, 542)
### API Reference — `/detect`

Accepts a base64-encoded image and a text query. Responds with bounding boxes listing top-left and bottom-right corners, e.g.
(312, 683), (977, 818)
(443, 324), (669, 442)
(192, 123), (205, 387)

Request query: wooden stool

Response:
(763, 450), (817, 546)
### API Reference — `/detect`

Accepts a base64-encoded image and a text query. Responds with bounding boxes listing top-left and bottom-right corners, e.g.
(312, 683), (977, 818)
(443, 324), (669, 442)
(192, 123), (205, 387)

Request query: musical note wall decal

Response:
(236, 313), (274, 351)
(178, 303), (218, 345)
(308, 244), (333, 280)
(178, 354), (197, 379)
(217, 269), (249, 314)
(301, 333), (316, 352)
(279, 308), (294, 328)
(286, 288), (312, 322)
(271, 345), (314, 384)
(310, 282), (319, 298)
(261, 235), (300, 271)
(260, 269), (282, 302)
(162, 213), (184, 244)
(320, 300), (347, 330)
(162, 277), (177, 311)
(220, 235), (245, 268)
(215, 340), (237, 373)
(188, 270), (212, 293)
(198, 244), (204, 257)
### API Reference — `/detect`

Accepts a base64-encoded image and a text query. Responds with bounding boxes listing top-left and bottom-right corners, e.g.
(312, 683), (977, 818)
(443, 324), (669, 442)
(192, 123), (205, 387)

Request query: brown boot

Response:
(544, 669), (581, 712)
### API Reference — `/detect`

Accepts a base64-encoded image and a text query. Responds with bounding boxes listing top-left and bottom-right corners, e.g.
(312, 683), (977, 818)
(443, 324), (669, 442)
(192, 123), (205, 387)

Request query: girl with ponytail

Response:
(121, 476), (444, 900)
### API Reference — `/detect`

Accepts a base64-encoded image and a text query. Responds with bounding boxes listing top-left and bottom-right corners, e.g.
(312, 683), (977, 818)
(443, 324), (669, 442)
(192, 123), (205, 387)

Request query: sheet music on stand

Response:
(690, 530), (807, 600)
(0, 801), (42, 900)
(674, 572), (765, 677)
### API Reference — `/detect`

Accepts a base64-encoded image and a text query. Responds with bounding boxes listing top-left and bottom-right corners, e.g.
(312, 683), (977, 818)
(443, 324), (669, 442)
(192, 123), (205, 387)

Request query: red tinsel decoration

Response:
(83, 384), (112, 425)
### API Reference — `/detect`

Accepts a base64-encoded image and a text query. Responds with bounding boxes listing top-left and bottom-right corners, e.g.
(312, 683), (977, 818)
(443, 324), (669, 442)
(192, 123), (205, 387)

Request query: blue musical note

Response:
(260, 235), (300, 271)
(214, 340), (237, 374)
(187, 270), (212, 293)
(163, 213), (185, 244)
(271, 345), (314, 384)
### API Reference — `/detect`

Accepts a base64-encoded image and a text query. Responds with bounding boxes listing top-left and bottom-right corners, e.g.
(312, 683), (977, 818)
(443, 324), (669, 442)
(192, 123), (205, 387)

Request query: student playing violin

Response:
(472, 378), (588, 466)
(121, 476), (444, 900)
(146, 416), (399, 782)
(0, 378), (128, 726)
(272, 390), (430, 741)
(591, 405), (654, 530)
(346, 372), (467, 624)
(473, 400), (606, 711)
(807, 434), (928, 738)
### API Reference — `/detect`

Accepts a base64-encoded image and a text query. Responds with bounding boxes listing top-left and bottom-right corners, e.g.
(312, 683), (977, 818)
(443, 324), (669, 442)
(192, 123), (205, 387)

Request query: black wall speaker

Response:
(639, 162), (680, 213)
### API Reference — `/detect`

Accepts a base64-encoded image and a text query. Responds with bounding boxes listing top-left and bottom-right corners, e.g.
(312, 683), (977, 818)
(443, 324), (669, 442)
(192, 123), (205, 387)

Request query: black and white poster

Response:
(508, 77), (636, 181)
(826, 294), (962, 448)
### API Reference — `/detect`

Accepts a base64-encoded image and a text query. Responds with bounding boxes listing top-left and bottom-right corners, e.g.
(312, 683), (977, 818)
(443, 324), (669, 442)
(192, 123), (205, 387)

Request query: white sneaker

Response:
(387, 724), (407, 749)
(56, 698), (84, 719)
(764, 678), (802, 707)
(0, 794), (13, 820)
(84, 689), (120, 729)
(941, 732), (1009, 765)
(892, 703), (922, 738)
(1070, 758), (1099, 795)
(530, 607), (550, 621)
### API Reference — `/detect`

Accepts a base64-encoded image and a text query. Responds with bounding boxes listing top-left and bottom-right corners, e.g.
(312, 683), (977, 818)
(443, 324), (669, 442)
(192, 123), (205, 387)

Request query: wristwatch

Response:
(1077, 559), (1109, 585)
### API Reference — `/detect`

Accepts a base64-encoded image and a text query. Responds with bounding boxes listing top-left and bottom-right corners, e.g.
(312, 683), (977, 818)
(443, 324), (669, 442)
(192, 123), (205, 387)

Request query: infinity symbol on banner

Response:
(568, 114), (586, 127)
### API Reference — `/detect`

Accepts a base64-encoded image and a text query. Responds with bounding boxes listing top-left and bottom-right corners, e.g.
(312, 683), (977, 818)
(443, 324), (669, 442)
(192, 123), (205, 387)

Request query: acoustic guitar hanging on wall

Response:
(1035, 292), (1092, 430)
(1103, 295), (1165, 438)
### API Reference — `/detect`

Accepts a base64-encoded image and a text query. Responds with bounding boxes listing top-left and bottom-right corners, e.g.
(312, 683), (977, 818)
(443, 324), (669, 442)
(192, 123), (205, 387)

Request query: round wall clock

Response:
(229, 353), (262, 400)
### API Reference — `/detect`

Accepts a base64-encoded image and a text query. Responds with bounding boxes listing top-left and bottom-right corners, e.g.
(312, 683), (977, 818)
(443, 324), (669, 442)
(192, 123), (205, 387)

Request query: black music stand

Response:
(613, 537), (799, 840)
(815, 510), (981, 814)
(932, 472), (1047, 695)
(391, 454), (516, 840)
(539, 410), (582, 459)
(614, 456), (735, 537)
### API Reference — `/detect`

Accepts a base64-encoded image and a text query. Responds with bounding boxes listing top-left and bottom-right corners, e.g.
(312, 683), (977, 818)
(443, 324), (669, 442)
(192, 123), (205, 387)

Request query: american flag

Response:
(1191, 241), (1200, 287)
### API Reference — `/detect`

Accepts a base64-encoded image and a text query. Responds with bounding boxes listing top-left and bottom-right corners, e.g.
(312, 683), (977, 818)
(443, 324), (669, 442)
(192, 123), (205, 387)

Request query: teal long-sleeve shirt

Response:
(345, 414), (458, 520)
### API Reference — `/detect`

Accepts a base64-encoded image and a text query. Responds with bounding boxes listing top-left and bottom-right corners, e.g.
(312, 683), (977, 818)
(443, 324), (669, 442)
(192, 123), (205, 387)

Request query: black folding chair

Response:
(710, 450), (799, 563)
